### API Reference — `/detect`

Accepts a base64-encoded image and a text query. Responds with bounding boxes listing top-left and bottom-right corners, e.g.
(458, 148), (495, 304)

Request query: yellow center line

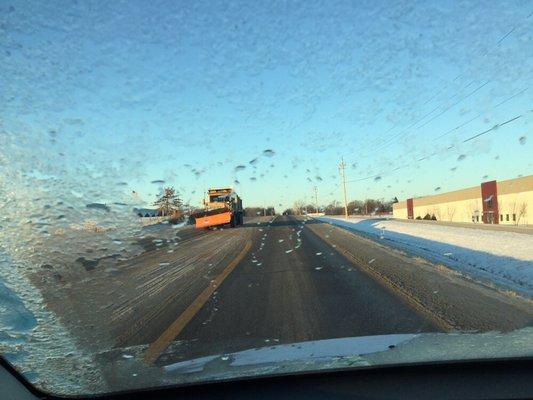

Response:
(143, 239), (253, 364)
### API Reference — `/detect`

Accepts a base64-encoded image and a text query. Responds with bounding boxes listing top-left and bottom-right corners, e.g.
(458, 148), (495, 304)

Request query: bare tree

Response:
(305, 204), (318, 213)
(446, 205), (456, 221)
(347, 200), (364, 215)
(467, 200), (481, 222)
(432, 206), (442, 220)
(324, 200), (343, 215)
(509, 201), (517, 222)
(364, 199), (378, 215)
(244, 207), (276, 216)
(292, 200), (305, 215)
(516, 202), (527, 225)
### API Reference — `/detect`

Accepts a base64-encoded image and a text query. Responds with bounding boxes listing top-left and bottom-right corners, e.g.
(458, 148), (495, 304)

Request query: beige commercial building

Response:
(393, 175), (533, 225)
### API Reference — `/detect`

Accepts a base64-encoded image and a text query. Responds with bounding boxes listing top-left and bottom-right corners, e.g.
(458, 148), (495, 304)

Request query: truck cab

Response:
(194, 188), (244, 228)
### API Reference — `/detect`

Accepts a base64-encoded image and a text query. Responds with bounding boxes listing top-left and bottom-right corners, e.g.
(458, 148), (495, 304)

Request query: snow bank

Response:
(318, 217), (533, 298)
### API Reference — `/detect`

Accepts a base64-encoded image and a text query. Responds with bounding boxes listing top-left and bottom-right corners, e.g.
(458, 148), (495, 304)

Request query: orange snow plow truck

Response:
(193, 188), (244, 229)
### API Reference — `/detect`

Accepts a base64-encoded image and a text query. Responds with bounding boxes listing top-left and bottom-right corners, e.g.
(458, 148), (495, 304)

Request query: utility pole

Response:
(313, 186), (319, 213)
(338, 157), (349, 219)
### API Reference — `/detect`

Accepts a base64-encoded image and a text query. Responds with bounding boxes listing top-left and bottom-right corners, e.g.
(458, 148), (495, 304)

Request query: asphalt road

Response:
(141, 215), (531, 365)
(169, 217), (436, 356)
(36, 215), (532, 370)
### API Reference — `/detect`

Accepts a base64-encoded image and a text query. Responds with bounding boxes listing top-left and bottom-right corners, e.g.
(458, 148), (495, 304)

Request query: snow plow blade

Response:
(195, 210), (232, 228)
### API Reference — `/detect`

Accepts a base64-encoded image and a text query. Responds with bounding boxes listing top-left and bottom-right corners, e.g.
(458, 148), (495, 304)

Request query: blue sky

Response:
(1, 0), (532, 212)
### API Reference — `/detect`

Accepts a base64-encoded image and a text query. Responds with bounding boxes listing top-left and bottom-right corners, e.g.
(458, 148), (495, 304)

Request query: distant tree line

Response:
(284, 198), (397, 216)
(244, 207), (276, 217)
(325, 199), (396, 216)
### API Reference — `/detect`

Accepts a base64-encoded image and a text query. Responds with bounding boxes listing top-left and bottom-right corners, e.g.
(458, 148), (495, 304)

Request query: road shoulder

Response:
(306, 218), (532, 331)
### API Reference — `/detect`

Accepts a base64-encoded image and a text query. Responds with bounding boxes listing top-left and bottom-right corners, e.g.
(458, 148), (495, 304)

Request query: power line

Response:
(433, 87), (527, 141)
(359, 16), (527, 155)
(346, 111), (524, 184)
(347, 172), (381, 184)
(496, 27), (516, 45)
(433, 113), (481, 141)
(462, 115), (521, 143)
(416, 81), (490, 130)
(340, 15), (529, 203)
(373, 80), (491, 155)
(350, 87), (528, 183)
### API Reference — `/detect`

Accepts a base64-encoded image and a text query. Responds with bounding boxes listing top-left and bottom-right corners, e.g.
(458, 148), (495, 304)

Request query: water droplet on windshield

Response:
(262, 149), (275, 157)
(457, 154), (466, 161)
(86, 203), (110, 212)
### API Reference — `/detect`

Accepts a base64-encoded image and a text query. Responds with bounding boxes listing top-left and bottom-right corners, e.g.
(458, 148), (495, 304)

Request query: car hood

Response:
(102, 327), (528, 389)
(90, 328), (533, 393)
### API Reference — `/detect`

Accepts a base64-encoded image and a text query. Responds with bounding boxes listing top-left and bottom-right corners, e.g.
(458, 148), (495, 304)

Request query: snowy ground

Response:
(318, 216), (533, 298)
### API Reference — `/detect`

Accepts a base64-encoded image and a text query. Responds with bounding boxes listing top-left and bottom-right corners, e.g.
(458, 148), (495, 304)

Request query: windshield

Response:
(212, 196), (229, 202)
(1, 0), (532, 395)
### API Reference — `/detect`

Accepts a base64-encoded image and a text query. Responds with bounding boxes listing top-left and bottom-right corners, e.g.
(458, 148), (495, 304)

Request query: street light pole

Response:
(313, 186), (319, 213)
(338, 157), (348, 219)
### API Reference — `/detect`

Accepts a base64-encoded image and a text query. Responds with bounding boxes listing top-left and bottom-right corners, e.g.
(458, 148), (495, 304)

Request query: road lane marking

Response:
(306, 222), (454, 332)
(144, 239), (253, 364)
(113, 250), (218, 345)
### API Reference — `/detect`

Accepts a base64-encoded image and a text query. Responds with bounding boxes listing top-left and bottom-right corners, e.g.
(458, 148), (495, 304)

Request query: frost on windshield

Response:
(1, 0), (533, 395)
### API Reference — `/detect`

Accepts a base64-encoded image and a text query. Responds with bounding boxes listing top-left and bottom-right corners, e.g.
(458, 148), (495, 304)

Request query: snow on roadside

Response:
(318, 216), (533, 298)
(0, 249), (105, 394)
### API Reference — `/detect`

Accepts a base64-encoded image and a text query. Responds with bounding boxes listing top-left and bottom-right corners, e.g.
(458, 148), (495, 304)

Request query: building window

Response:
(506, 214), (509, 221)
(500, 214), (503, 222)
(513, 213), (516, 222)
(476, 215), (479, 222)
